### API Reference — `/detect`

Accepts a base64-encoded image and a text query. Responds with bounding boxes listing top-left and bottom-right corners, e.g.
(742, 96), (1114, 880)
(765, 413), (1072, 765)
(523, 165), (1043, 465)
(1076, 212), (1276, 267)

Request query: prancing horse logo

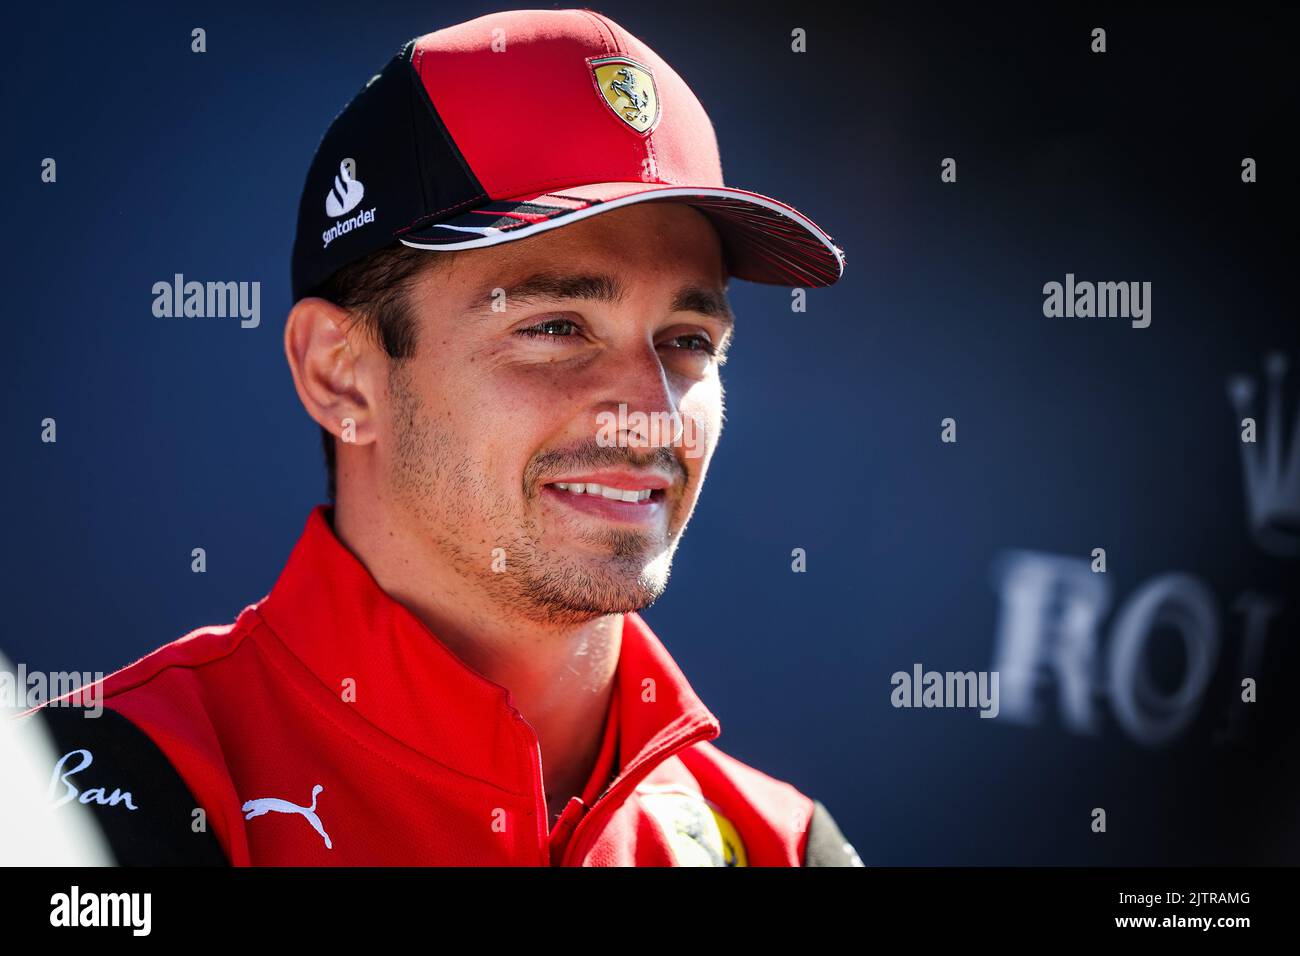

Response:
(589, 55), (660, 134)
(609, 69), (648, 114)
(242, 784), (333, 849)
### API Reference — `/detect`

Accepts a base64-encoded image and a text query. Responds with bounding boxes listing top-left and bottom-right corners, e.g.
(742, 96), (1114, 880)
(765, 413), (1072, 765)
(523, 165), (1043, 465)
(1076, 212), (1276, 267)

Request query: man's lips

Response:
(545, 470), (672, 494)
(540, 470), (673, 524)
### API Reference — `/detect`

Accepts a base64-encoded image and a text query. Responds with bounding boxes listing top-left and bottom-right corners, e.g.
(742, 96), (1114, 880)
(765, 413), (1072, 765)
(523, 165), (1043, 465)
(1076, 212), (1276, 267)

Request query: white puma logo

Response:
(242, 784), (332, 849)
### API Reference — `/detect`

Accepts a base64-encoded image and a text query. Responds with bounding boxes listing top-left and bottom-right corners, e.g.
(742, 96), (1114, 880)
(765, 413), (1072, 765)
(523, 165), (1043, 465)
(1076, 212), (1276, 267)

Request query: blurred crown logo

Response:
(1227, 352), (1300, 557)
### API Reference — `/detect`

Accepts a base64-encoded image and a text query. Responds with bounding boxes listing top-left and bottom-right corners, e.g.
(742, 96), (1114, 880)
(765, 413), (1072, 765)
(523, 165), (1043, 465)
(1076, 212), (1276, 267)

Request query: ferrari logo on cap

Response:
(590, 55), (659, 134)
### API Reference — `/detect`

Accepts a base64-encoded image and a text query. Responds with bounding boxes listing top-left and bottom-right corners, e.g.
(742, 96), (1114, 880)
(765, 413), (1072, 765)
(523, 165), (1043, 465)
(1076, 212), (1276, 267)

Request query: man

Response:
(21, 8), (859, 866)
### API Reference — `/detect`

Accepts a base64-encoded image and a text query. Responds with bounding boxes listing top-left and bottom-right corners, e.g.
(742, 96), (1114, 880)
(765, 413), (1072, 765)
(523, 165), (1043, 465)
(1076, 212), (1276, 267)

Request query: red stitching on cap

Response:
(392, 192), (489, 235)
(577, 9), (617, 54)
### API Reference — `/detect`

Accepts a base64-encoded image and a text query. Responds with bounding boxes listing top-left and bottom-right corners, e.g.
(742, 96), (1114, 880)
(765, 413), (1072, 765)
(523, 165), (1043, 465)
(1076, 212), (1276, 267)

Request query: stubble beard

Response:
(387, 362), (680, 627)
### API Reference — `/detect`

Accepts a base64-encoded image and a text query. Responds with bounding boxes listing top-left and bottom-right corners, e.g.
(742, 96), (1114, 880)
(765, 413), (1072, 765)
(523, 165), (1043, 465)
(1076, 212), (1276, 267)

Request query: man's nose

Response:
(597, 344), (683, 450)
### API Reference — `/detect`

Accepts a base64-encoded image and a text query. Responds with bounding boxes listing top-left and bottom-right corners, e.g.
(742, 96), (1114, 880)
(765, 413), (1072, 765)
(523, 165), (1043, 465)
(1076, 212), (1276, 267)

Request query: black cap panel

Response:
(290, 41), (487, 301)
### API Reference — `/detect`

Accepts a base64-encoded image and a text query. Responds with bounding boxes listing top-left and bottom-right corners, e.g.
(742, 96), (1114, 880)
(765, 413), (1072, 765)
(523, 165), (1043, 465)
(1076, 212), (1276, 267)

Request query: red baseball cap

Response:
(291, 8), (845, 300)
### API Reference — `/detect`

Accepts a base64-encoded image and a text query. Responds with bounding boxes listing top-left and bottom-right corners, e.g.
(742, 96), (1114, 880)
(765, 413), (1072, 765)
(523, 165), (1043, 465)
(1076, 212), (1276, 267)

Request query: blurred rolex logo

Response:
(982, 351), (1295, 750)
(1228, 352), (1300, 558)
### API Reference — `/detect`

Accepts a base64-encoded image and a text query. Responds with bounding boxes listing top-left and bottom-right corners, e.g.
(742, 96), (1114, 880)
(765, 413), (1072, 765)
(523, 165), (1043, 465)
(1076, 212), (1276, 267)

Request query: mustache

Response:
(525, 442), (685, 491)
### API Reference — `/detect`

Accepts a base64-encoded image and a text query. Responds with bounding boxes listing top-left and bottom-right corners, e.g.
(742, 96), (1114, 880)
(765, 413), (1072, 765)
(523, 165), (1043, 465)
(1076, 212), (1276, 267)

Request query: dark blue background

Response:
(4, 2), (1298, 863)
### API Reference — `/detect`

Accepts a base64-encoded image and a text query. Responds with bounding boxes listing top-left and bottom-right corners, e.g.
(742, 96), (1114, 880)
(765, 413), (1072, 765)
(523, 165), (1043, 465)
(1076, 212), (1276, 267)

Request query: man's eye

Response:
(665, 333), (717, 355)
(517, 318), (580, 338)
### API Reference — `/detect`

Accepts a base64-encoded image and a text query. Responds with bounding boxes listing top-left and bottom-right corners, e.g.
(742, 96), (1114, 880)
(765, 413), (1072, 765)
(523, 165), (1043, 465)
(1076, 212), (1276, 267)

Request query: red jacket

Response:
(24, 506), (859, 866)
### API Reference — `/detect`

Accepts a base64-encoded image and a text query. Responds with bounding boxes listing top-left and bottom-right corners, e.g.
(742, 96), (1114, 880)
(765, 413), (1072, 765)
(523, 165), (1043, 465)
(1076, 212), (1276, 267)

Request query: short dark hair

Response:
(306, 242), (458, 501)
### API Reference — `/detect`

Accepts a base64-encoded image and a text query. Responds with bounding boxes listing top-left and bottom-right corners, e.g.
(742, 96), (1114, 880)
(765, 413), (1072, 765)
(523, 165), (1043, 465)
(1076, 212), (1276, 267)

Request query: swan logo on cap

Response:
(589, 56), (660, 134)
(325, 159), (365, 217)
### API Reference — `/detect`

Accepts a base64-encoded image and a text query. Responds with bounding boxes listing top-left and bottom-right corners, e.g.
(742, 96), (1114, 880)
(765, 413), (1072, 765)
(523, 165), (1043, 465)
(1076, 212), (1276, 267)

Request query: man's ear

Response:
(283, 297), (382, 450)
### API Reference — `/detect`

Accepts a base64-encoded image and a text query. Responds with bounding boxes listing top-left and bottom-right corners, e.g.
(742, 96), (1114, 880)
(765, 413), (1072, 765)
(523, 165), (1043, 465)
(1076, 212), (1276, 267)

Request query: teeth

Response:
(553, 482), (653, 502)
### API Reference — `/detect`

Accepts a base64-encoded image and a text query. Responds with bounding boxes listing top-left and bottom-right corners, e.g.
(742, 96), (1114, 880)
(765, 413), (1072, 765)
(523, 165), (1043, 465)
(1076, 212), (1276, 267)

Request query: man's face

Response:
(383, 202), (733, 625)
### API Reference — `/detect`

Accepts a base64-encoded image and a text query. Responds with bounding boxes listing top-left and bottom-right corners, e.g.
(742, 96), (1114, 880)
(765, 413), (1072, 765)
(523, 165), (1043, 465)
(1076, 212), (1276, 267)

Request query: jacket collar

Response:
(253, 506), (720, 797)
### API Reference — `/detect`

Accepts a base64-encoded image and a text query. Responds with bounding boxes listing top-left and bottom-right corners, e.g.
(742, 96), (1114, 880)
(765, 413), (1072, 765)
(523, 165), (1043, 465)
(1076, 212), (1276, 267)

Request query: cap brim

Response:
(396, 181), (845, 287)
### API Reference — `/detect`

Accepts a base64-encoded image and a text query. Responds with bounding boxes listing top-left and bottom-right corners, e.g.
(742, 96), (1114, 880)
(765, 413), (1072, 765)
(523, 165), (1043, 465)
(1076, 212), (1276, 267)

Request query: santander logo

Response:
(325, 159), (364, 217)
(321, 157), (377, 249)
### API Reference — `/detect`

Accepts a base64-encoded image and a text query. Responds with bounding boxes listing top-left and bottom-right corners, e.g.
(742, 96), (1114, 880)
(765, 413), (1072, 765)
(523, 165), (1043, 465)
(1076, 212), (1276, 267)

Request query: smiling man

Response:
(291, 205), (732, 840)
(22, 8), (859, 866)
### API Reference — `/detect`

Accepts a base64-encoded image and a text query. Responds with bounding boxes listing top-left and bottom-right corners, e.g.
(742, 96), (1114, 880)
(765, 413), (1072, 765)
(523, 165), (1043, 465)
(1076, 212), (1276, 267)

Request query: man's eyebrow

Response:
(671, 285), (734, 329)
(466, 271), (625, 313)
(467, 270), (733, 327)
